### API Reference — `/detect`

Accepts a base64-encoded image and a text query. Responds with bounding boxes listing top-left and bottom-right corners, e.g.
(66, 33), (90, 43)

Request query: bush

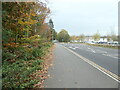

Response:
(2, 39), (53, 88)
(2, 59), (43, 88)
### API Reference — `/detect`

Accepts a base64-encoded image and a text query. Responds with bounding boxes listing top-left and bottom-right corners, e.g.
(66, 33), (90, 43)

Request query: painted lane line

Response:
(75, 47), (78, 48)
(61, 45), (120, 83)
(68, 46), (72, 49)
(71, 48), (76, 50)
(88, 47), (91, 49)
(102, 54), (118, 59)
(68, 46), (76, 50)
(95, 50), (107, 54)
(91, 49), (96, 53)
(88, 47), (95, 52)
(88, 48), (96, 53)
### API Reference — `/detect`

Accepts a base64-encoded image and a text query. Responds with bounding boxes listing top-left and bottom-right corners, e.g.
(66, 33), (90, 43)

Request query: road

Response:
(44, 43), (119, 88)
(62, 43), (118, 76)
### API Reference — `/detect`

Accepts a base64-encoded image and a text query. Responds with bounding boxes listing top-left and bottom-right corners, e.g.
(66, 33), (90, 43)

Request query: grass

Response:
(85, 43), (118, 49)
(68, 42), (119, 49)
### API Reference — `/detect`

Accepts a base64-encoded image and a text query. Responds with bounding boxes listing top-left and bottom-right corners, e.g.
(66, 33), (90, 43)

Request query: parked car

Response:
(108, 41), (120, 46)
(86, 41), (96, 44)
(97, 41), (107, 44)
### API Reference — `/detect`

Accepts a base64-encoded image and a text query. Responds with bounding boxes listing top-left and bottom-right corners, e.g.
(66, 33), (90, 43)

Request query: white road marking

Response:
(72, 48), (76, 50)
(88, 47), (91, 49)
(88, 48), (96, 53)
(62, 45), (120, 83)
(69, 46), (72, 49)
(87, 47), (109, 54)
(75, 47), (78, 48)
(68, 46), (76, 50)
(96, 50), (107, 54)
(91, 49), (96, 53)
(103, 54), (118, 59)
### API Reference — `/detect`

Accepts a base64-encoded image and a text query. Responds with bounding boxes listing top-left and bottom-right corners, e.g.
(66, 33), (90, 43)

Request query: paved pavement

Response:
(44, 43), (118, 88)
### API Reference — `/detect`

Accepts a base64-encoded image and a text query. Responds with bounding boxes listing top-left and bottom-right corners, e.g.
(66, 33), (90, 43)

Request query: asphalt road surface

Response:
(62, 43), (118, 75)
(44, 43), (119, 88)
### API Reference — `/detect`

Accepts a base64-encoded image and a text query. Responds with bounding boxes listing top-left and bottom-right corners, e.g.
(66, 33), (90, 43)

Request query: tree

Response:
(48, 19), (54, 41)
(70, 35), (77, 41)
(92, 32), (100, 41)
(2, 1), (51, 44)
(53, 29), (57, 40)
(110, 31), (118, 41)
(107, 31), (118, 41)
(79, 34), (85, 42)
(49, 19), (54, 29)
(2, 1), (54, 88)
(107, 34), (112, 42)
(57, 29), (70, 42)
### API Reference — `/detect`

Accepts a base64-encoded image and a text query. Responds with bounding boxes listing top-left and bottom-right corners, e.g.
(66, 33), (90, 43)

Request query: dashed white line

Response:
(102, 54), (118, 59)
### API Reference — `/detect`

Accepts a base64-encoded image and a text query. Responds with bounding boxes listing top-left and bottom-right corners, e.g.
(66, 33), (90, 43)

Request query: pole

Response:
(50, 27), (53, 42)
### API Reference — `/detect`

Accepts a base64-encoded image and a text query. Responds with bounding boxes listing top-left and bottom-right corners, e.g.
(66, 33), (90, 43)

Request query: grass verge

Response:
(85, 43), (118, 49)
(68, 42), (118, 49)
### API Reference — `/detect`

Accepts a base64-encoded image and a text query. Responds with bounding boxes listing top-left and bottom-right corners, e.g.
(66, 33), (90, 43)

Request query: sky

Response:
(47, 0), (119, 36)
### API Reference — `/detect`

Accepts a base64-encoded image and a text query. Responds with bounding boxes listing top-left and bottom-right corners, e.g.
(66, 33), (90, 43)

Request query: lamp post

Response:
(49, 19), (54, 41)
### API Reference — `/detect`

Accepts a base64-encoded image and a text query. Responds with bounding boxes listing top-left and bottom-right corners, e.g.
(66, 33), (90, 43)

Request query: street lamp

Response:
(49, 19), (54, 41)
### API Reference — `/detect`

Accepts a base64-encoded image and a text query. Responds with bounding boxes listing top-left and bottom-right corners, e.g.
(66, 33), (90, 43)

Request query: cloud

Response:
(50, 0), (119, 3)
(49, 0), (118, 36)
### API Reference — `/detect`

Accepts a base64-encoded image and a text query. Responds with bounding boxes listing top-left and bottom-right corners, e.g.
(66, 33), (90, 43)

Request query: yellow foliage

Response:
(18, 19), (23, 25)
(31, 12), (36, 16)
(18, 18), (37, 25)
(29, 35), (40, 40)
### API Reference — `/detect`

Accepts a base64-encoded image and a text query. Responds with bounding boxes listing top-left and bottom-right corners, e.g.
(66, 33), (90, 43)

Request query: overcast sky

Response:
(48, 0), (119, 36)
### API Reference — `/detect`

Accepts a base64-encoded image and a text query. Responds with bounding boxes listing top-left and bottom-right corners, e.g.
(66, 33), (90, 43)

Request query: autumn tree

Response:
(34, 2), (51, 36)
(57, 29), (70, 42)
(106, 34), (112, 42)
(2, 1), (51, 44)
(3, 2), (37, 42)
(106, 31), (118, 42)
(70, 35), (77, 41)
(110, 31), (118, 41)
(79, 34), (85, 42)
(92, 32), (100, 41)
(2, 1), (53, 88)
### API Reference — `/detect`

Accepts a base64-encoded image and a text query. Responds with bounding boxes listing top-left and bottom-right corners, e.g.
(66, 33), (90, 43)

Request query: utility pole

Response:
(49, 19), (54, 41)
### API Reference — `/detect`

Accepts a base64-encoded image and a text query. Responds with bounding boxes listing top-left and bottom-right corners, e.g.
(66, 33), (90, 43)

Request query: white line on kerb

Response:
(62, 45), (120, 83)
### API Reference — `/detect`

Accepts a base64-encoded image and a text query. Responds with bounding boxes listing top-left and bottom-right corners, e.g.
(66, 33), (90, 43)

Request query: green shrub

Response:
(2, 59), (43, 88)
(2, 39), (53, 88)
(2, 51), (16, 61)
(32, 48), (43, 58)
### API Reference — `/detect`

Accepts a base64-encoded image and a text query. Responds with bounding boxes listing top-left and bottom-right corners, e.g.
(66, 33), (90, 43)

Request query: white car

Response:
(86, 41), (95, 44)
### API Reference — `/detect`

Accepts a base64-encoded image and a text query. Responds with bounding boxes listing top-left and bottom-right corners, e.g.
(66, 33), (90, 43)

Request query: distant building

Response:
(84, 36), (109, 42)
(70, 35), (114, 43)
(84, 36), (94, 42)
(98, 36), (108, 42)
